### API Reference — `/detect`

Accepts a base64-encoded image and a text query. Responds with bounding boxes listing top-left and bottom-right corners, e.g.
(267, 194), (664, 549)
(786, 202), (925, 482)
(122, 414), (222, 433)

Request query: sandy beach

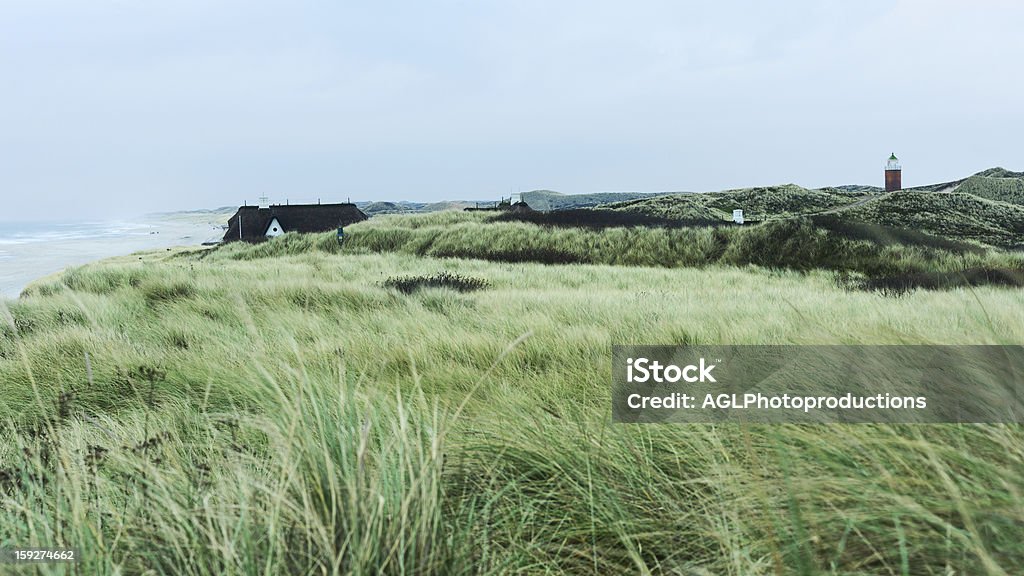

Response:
(0, 211), (230, 298)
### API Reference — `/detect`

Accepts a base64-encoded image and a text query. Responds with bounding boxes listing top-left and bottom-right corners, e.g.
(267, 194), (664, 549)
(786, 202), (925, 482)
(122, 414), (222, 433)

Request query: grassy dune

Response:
(843, 191), (1024, 248)
(955, 173), (1024, 206)
(2, 217), (1024, 573)
(605, 185), (861, 221)
(315, 211), (1022, 285)
(520, 190), (675, 212)
(600, 172), (1024, 249)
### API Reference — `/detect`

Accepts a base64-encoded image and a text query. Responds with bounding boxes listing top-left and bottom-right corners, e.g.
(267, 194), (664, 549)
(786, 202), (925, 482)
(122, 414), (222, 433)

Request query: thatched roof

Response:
(223, 203), (368, 242)
(509, 201), (534, 213)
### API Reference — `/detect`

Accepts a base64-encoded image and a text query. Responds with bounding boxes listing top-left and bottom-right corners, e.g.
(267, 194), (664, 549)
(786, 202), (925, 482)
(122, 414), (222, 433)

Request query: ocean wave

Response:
(0, 221), (156, 245)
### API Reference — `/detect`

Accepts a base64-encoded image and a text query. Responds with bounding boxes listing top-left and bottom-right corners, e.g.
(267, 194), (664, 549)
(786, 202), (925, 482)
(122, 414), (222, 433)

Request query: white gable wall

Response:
(265, 217), (285, 237)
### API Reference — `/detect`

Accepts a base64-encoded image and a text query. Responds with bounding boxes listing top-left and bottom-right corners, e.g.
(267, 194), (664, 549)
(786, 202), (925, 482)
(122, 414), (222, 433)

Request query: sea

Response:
(0, 215), (226, 298)
(0, 220), (157, 247)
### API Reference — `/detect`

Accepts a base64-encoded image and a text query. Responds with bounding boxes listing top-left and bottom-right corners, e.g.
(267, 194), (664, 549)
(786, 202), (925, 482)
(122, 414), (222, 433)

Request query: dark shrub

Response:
(430, 246), (587, 265)
(485, 247), (586, 265)
(858, 267), (1024, 296)
(810, 215), (986, 254)
(384, 273), (489, 294)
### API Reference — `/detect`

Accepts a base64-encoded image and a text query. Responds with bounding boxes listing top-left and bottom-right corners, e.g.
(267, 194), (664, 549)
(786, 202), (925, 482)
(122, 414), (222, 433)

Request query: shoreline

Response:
(1, 211), (229, 299)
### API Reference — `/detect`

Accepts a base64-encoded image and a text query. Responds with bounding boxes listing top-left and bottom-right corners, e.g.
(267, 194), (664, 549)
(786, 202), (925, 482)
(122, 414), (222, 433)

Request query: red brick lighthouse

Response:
(885, 153), (902, 191)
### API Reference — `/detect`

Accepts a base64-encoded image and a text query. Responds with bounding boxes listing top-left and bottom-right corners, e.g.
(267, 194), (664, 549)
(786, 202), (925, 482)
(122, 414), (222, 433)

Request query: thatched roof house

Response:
(223, 203), (368, 242)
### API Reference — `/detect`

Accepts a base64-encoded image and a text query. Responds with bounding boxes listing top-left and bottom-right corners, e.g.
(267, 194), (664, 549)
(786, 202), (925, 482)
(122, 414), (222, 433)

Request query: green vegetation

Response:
(357, 200), (478, 216)
(825, 184), (883, 195)
(956, 173), (1024, 206)
(606, 184), (861, 221)
(521, 189), (675, 211)
(3, 174), (1024, 574)
(974, 167), (1024, 179)
(1, 208), (1023, 573)
(596, 172), (1024, 249)
(310, 211), (1021, 284)
(843, 191), (1024, 248)
(383, 272), (490, 294)
(851, 266), (1024, 297)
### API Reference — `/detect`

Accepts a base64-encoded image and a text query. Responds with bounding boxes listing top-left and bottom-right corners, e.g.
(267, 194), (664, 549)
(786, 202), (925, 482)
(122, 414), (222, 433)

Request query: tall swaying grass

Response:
(2, 220), (1024, 573)
(1, 360), (459, 574)
(231, 211), (1023, 284)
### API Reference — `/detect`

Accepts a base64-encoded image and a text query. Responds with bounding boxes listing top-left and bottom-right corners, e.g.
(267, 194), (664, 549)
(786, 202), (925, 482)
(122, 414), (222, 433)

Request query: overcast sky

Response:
(1, 0), (1022, 221)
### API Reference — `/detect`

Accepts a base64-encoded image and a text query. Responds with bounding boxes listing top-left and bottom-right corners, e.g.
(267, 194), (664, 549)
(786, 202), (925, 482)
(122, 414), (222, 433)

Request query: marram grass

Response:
(1, 229), (1023, 574)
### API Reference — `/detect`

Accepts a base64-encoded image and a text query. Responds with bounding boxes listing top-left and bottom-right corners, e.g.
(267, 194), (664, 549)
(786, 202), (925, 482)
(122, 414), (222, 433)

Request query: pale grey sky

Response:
(2, 0), (1022, 221)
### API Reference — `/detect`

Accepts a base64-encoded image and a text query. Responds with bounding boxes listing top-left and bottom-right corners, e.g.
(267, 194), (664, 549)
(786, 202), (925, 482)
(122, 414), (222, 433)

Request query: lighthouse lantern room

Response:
(885, 153), (902, 192)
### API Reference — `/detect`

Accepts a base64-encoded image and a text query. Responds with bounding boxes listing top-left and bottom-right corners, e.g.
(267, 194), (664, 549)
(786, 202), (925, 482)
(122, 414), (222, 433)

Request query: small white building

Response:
(732, 209), (744, 225)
